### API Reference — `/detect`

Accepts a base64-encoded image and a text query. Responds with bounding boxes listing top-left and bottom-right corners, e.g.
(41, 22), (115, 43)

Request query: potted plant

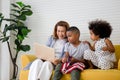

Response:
(0, 2), (33, 79)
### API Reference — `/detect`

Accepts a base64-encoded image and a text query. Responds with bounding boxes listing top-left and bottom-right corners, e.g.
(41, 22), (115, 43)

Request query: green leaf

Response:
(0, 13), (3, 19)
(10, 14), (18, 18)
(28, 29), (31, 32)
(0, 13), (2, 16)
(22, 10), (33, 16)
(20, 45), (30, 51)
(3, 18), (17, 23)
(15, 39), (20, 45)
(7, 24), (18, 30)
(3, 24), (9, 36)
(17, 35), (24, 41)
(22, 5), (31, 10)
(11, 3), (20, 9)
(21, 28), (28, 37)
(22, 28), (31, 37)
(0, 13), (4, 27)
(17, 14), (26, 21)
(11, 9), (20, 14)
(16, 2), (24, 8)
(24, 5), (31, 8)
(17, 21), (24, 26)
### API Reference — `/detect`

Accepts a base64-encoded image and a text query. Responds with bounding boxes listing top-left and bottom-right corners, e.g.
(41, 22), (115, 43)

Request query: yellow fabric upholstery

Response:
(115, 45), (120, 62)
(118, 59), (120, 70)
(19, 70), (29, 80)
(81, 69), (120, 80)
(21, 54), (37, 69)
(19, 45), (120, 80)
(19, 54), (37, 80)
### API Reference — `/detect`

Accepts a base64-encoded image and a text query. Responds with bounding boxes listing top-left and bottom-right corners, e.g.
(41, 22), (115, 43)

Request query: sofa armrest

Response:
(21, 54), (37, 69)
(118, 59), (120, 70)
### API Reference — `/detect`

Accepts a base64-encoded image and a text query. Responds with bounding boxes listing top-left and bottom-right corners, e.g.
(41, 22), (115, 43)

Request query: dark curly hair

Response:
(88, 19), (113, 38)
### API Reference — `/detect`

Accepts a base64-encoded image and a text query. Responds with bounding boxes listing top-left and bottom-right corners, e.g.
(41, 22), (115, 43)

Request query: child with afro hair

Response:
(84, 19), (116, 70)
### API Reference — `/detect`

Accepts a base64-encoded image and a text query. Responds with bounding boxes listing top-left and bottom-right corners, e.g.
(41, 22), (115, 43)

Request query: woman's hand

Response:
(52, 58), (60, 65)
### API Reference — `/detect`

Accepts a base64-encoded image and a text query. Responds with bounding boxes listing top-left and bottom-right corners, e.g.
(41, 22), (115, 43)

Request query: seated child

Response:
(52, 26), (89, 80)
(84, 19), (116, 70)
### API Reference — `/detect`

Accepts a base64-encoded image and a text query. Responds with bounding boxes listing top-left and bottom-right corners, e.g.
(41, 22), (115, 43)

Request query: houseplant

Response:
(0, 2), (33, 79)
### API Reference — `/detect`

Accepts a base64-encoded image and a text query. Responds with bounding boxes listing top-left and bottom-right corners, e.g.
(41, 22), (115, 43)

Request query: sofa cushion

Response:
(81, 69), (120, 80)
(21, 54), (37, 69)
(114, 45), (120, 68)
(19, 70), (29, 80)
(118, 59), (120, 70)
(114, 45), (120, 62)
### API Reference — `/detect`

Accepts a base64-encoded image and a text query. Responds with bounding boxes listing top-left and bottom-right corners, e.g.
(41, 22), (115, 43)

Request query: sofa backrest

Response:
(114, 45), (120, 62)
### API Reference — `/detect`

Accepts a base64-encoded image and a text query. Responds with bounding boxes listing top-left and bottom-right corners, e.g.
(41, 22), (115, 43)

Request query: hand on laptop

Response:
(52, 58), (61, 65)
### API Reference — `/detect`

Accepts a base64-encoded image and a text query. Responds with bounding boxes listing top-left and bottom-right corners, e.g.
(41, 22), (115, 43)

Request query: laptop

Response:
(34, 43), (55, 62)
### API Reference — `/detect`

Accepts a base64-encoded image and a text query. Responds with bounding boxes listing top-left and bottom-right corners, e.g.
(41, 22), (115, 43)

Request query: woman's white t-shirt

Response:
(53, 39), (66, 59)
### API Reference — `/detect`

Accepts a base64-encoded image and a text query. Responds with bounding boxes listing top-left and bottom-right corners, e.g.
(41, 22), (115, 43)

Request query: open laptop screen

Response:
(34, 43), (55, 62)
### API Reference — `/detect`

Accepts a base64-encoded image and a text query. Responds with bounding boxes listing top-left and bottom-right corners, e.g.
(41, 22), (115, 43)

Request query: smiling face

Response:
(89, 30), (99, 41)
(57, 26), (66, 39)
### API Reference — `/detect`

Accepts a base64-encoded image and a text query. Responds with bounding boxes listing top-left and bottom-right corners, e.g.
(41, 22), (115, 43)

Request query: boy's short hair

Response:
(89, 19), (112, 38)
(67, 26), (80, 35)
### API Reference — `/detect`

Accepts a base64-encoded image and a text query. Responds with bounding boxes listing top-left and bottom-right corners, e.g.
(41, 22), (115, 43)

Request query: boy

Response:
(52, 26), (89, 80)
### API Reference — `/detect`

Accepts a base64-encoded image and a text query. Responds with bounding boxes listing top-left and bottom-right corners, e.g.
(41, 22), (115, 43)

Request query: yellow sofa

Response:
(19, 45), (120, 80)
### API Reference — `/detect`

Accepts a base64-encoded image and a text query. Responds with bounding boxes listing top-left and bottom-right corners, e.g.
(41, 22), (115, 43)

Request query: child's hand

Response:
(83, 41), (90, 45)
(70, 58), (85, 64)
(83, 41), (94, 50)
(102, 47), (108, 51)
(62, 57), (67, 63)
(70, 57), (76, 63)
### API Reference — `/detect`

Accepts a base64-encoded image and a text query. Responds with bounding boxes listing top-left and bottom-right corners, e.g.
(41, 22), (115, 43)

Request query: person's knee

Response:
(44, 61), (53, 69)
(44, 61), (52, 65)
(31, 59), (43, 66)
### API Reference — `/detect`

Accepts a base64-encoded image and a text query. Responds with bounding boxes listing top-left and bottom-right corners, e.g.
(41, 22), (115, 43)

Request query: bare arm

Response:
(92, 42), (96, 51)
(102, 38), (115, 53)
(70, 57), (85, 64)
(62, 52), (69, 63)
(84, 41), (95, 51)
(65, 52), (69, 58)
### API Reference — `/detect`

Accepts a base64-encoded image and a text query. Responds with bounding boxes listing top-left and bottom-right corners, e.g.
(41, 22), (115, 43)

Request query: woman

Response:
(28, 21), (69, 80)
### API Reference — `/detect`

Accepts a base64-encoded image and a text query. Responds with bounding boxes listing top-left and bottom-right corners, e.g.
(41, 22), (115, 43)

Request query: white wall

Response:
(0, 0), (1, 79)
(0, 0), (10, 80)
